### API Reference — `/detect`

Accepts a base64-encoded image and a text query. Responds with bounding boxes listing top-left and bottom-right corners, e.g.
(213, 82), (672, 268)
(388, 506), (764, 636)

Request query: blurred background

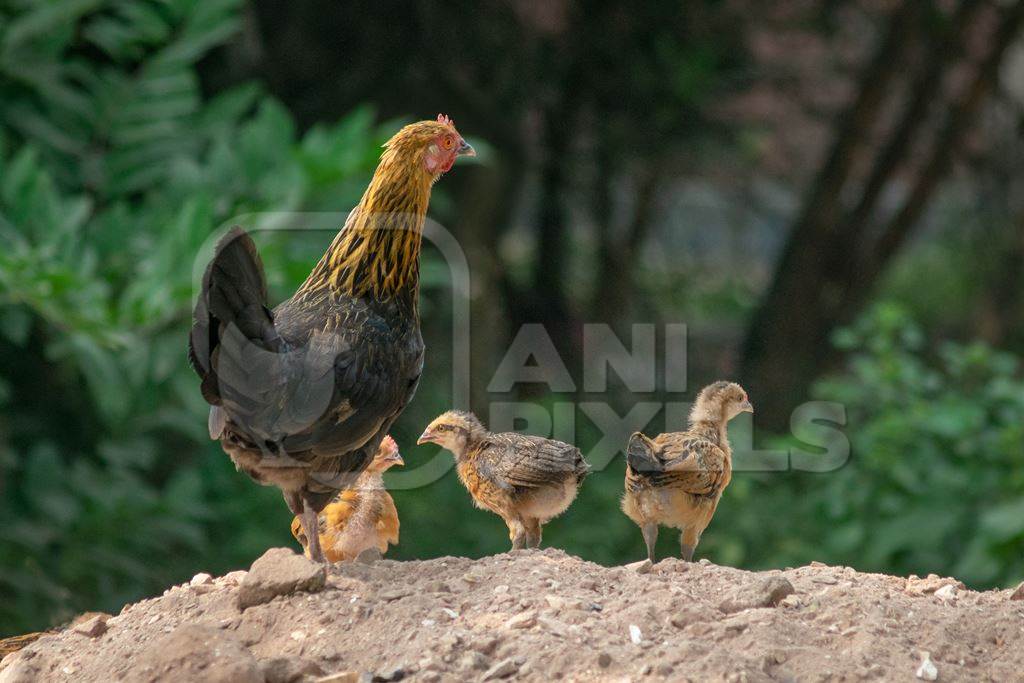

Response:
(2, 0), (1023, 636)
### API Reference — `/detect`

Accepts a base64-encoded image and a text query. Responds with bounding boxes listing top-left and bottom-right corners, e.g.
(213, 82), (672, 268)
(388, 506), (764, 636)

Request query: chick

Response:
(290, 435), (403, 562)
(418, 411), (589, 549)
(622, 381), (752, 563)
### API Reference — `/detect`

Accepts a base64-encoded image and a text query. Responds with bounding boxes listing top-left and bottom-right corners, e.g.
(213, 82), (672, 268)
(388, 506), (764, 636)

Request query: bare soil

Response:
(2, 548), (1023, 682)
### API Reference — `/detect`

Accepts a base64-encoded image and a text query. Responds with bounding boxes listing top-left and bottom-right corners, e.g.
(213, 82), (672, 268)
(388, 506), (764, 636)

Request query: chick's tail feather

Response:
(626, 432), (660, 473)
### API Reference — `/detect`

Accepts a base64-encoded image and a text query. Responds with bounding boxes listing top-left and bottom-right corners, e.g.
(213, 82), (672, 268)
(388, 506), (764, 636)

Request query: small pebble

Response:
(482, 658), (519, 680)
(190, 572), (213, 587)
(916, 651), (938, 681)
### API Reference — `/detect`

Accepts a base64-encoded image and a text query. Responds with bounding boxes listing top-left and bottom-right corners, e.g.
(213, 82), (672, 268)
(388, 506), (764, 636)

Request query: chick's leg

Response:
(508, 518), (529, 550)
(642, 523), (659, 563)
(524, 518), (542, 549)
(680, 527), (699, 562)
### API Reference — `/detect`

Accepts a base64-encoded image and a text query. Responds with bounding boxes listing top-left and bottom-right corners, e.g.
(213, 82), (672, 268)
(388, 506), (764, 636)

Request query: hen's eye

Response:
(442, 137), (454, 150)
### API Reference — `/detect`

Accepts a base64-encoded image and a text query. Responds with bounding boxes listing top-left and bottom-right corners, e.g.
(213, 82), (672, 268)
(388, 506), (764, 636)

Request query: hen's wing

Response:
(190, 227), (423, 495)
(277, 305), (422, 457)
(475, 434), (586, 490)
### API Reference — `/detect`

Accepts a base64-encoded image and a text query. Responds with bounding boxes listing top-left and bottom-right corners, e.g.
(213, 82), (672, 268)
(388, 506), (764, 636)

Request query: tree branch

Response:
(842, 0), (984, 240)
(870, 0), (1024, 270)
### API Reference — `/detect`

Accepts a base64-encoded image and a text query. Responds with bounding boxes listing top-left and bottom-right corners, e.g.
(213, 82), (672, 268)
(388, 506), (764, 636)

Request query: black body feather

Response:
(188, 226), (424, 513)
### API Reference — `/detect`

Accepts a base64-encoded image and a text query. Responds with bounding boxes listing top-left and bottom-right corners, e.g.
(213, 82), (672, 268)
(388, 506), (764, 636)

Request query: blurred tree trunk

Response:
(978, 211), (1024, 347)
(591, 155), (660, 331)
(453, 155), (528, 408)
(526, 100), (580, 358)
(741, 0), (1022, 429)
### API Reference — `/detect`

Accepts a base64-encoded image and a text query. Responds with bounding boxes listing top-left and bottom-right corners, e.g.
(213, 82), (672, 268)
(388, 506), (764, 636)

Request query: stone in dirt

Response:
(372, 665), (407, 682)
(315, 674), (365, 683)
(220, 570), (248, 587)
(627, 559), (653, 575)
(130, 625), (261, 683)
(504, 612), (536, 629)
(72, 615), (109, 638)
(905, 574), (965, 597)
(191, 572), (217, 595)
(190, 572), (213, 586)
(237, 547), (326, 610)
(357, 548), (382, 565)
(915, 651), (938, 681)
(719, 576), (796, 614)
(460, 652), (490, 671)
(1010, 582), (1024, 601)
(261, 656), (325, 683)
(482, 658), (519, 680)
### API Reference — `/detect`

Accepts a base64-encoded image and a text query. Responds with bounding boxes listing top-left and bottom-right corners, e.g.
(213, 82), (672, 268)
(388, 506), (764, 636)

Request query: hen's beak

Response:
(458, 139), (475, 157)
(416, 429), (434, 445)
(739, 400), (754, 414)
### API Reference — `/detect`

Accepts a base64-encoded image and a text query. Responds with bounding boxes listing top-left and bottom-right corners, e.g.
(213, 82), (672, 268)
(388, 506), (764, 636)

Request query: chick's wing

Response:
(653, 433), (729, 496)
(476, 434), (582, 489)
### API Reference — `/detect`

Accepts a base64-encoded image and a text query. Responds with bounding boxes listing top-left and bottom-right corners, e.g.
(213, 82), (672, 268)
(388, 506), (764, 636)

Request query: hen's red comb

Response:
(437, 113), (455, 128)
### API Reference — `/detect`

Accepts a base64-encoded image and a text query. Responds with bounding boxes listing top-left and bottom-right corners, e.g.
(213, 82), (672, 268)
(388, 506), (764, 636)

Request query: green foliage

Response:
(715, 303), (1024, 588)
(0, 0), (398, 635)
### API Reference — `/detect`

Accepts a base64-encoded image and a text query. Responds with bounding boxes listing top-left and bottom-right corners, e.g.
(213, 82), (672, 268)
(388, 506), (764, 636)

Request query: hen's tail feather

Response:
(626, 432), (660, 473)
(189, 227), (284, 405)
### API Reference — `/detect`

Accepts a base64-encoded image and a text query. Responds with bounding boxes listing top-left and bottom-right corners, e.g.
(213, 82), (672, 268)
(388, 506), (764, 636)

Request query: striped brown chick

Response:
(290, 435), (403, 562)
(622, 381), (752, 563)
(418, 411), (589, 550)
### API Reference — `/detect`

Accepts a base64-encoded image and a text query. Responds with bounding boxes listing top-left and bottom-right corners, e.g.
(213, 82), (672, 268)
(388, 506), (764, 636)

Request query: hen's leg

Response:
(642, 523), (659, 563)
(302, 497), (325, 564)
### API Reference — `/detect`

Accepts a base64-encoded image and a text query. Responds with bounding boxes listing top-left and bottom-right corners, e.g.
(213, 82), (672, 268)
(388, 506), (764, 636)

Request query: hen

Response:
(622, 381), (752, 562)
(418, 411), (589, 549)
(290, 435), (403, 562)
(189, 115), (474, 562)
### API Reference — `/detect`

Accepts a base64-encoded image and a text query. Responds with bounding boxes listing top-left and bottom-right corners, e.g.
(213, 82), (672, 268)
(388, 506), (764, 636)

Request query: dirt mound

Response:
(3, 548), (1023, 682)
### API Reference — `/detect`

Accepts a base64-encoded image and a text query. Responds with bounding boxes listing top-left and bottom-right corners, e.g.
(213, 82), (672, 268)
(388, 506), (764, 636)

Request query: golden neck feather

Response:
(298, 144), (434, 302)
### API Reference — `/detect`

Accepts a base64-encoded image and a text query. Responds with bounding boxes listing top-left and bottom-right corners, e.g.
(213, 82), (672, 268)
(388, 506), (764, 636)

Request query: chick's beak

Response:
(740, 400), (754, 414)
(457, 139), (475, 157)
(389, 453), (405, 467)
(416, 429), (434, 445)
